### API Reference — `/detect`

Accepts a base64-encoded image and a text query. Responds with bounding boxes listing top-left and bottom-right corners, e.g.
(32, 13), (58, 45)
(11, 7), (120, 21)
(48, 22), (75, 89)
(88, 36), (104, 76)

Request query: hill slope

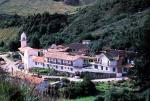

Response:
(0, 0), (150, 53)
(0, 0), (97, 15)
(0, 0), (77, 15)
(57, 0), (150, 53)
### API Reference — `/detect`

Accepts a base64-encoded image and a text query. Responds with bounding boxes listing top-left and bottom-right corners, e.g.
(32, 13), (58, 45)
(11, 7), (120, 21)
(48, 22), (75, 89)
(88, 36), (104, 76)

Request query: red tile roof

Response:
(18, 47), (42, 53)
(32, 56), (45, 63)
(45, 52), (82, 61)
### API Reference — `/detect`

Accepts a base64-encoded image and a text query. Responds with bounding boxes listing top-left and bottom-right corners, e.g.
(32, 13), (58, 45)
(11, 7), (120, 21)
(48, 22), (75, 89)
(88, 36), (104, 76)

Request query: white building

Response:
(18, 32), (134, 77)
(91, 50), (135, 77)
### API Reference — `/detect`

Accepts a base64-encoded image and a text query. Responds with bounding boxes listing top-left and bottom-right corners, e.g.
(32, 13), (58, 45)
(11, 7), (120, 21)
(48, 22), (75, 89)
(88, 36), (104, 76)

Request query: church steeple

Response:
(21, 32), (27, 47)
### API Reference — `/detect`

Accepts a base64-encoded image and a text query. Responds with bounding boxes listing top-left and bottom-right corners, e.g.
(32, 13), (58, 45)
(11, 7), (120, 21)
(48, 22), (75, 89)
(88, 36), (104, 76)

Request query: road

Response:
(41, 75), (128, 82)
(0, 53), (19, 74)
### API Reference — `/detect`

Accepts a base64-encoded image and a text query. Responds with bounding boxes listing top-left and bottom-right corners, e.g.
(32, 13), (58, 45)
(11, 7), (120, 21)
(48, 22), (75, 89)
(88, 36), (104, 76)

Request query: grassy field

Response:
(62, 96), (95, 101)
(0, 27), (20, 41)
(0, 0), (77, 16)
(96, 82), (112, 92)
(72, 96), (95, 101)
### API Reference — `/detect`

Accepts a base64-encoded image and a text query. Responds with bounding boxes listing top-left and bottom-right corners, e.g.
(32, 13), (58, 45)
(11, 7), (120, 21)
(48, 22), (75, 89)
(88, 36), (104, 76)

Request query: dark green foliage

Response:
(30, 36), (40, 48)
(0, 41), (4, 47)
(104, 88), (145, 101)
(131, 13), (150, 88)
(94, 95), (104, 101)
(0, 14), (23, 28)
(0, 12), (68, 51)
(22, 12), (68, 48)
(61, 76), (97, 99)
(0, 68), (25, 101)
(57, 0), (150, 53)
(6, 37), (20, 52)
(1, 0), (150, 53)
(120, 0), (150, 13)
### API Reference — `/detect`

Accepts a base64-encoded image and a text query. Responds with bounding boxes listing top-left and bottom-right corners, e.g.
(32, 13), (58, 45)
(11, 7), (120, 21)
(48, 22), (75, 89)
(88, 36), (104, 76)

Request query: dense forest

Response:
(0, 0), (150, 54)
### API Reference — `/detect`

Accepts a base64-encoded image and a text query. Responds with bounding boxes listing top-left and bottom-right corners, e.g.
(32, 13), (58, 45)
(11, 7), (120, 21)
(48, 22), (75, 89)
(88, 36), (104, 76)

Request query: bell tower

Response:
(21, 32), (27, 48)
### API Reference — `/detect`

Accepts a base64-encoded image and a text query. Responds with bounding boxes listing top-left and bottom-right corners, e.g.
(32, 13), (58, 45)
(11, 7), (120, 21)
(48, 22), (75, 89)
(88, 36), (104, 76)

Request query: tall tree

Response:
(30, 36), (40, 48)
(134, 14), (150, 89)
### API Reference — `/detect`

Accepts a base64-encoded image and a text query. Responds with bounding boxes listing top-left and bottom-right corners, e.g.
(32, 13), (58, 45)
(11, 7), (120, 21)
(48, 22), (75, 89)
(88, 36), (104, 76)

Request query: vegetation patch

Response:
(0, 0), (77, 16)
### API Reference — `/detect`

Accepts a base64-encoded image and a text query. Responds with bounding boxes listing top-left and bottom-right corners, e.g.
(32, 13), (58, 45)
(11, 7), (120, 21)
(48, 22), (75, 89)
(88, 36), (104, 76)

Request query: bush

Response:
(60, 76), (97, 99)
(104, 88), (145, 101)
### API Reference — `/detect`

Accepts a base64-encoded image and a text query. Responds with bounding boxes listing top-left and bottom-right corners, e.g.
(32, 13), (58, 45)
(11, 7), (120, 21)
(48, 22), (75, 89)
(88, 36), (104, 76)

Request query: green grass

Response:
(72, 96), (95, 101)
(31, 68), (53, 74)
(62, 96), (95, 101)
(62, 82), (113, 101)
(0, 27), (20, 41)
(96, 82), (112, 92)
(0, 0), (77, 16)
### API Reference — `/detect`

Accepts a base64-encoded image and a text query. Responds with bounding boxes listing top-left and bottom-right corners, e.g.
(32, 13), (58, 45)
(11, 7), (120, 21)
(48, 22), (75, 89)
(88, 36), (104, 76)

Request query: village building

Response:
(91, 49), (135, 77)
(18, 32), (135, 78)
(66, 42), (90, 55)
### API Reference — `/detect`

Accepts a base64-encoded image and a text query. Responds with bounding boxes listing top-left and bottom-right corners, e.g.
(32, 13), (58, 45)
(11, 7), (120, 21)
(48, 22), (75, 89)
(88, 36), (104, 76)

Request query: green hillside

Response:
(57, 0), (150, 53)
(0, 0), (150, 53)
(0, 0), (77, 15)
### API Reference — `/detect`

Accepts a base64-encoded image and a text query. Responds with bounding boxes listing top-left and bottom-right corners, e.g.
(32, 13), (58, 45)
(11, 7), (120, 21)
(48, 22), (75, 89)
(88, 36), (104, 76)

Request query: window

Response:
(35, 62), (37, 65)
(22, 37), (26, 41)
(94, 65), (98, 69)
(108, 61), (110, 66)
(106, 67), (108, 70)
(47, 64), (49, 67)
(43, 63), (45, 67)
(71, 68), (73, 71)
(61, 66), (63, 70)
(123, 68), (127, 72)
(100, 59), (102, 64)
(101, 66), (103, 70)
(71, 61), (73, 66)
(113, 67), (116, 72)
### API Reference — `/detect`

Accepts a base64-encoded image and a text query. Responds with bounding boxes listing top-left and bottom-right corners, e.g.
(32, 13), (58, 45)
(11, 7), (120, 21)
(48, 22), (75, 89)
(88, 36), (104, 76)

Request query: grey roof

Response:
(103, 50), (126, 60)
(66, 42), (89, 50)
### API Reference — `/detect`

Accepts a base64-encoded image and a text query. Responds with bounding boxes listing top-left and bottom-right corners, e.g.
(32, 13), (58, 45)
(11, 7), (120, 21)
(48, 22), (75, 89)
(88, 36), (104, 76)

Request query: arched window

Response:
(22, 37), (26, 41)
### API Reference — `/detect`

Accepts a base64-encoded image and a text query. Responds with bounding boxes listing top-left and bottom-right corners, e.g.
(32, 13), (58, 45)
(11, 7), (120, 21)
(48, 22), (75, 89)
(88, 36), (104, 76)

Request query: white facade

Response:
(90, 53), (117, 74)
(21, 32), (27, 48)
(18, 32), (133, 77)
(32, 56), (84, 73)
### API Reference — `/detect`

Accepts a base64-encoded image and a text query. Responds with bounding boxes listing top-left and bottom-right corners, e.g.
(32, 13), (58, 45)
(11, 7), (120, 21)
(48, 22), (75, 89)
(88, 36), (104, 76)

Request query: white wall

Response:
(29, 50), (39, 56)
(96, 53), (110, 67)
(91, 53), (118, 74)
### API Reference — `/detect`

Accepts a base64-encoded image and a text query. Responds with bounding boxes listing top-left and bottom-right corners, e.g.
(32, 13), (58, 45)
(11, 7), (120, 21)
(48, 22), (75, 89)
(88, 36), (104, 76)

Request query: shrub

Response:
(60, 76), (97, 99)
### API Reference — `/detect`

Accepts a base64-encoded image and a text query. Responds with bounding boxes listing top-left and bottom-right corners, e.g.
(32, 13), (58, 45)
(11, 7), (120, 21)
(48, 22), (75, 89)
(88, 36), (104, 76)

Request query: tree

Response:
(0, 41), (4, 47)
(30, 36), (40, 48)
(104, 88), (145, 101)
(7, 38), (20, 52)
(134, 14), (150, 85)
